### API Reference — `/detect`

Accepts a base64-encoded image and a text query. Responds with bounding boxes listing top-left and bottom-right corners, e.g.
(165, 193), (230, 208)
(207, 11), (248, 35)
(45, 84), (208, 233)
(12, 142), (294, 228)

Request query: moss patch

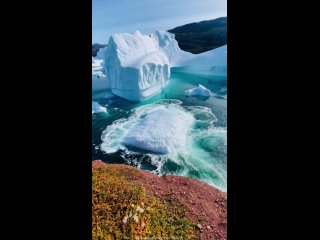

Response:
(92, 166), (199, 240)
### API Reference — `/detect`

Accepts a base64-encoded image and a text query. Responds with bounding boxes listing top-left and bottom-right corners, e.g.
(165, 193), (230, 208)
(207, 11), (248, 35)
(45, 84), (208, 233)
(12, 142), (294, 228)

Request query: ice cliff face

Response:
(105, 31), (170, 101)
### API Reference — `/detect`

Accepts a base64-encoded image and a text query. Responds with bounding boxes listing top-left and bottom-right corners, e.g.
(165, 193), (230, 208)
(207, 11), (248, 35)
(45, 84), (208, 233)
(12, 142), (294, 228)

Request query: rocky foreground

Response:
(92, 160), (227, 240)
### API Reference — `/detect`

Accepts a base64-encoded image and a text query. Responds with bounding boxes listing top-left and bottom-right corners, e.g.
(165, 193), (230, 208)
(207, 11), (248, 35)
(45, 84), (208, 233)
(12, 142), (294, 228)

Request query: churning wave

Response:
(100, 99), (227, 192)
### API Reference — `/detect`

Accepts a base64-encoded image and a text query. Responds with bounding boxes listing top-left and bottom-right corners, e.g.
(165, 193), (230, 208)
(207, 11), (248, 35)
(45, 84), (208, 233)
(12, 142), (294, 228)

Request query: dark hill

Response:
(168, 17), (227, 54)
(92, 43), (107, 57)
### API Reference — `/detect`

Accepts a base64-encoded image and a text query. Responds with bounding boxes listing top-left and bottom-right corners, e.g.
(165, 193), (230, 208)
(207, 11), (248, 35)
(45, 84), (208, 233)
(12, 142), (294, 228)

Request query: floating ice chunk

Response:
(92, 102), (107, 114)
(184, 84), (213, 97)
(92, 57), (110, 92)
(122, 107), (194, 154)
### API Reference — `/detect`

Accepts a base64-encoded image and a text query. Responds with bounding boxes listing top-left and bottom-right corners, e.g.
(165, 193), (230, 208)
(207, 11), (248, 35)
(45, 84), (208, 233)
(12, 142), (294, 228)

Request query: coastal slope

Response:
(92, 160), (227, 240)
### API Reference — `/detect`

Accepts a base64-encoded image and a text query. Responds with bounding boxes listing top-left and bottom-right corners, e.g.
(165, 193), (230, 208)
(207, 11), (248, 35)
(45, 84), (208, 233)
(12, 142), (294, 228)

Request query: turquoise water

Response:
(92, 67), (227, 192)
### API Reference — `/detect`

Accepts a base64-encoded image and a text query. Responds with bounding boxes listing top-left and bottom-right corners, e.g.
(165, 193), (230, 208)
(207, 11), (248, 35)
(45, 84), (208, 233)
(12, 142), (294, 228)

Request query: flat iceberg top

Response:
(107, 30), (192, 68)
(122, 106), (194, 154)
(109, 31), (168, 67)
(185, 84), (213, 97)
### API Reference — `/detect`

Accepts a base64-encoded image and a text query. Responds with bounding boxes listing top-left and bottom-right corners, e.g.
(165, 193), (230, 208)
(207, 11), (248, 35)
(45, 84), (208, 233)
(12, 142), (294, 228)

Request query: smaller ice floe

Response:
(92, 102), (107, 114)
(122, 107), (194, 154)
(184, 84), (213, 97)
(92, 57), (110, 92)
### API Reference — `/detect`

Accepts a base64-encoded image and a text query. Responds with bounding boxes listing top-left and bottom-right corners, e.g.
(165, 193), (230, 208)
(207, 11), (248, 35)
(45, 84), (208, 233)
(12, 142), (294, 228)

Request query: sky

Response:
(92, 0), (227, 44)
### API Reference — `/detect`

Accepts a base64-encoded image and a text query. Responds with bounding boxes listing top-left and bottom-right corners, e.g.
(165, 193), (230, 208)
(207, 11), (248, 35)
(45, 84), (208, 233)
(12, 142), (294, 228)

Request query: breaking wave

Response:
(100, 99), (227, 192)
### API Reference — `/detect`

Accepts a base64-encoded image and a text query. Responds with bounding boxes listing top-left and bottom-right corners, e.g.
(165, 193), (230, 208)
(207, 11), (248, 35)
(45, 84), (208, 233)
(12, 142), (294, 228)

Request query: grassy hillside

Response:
(92, 165), (199, 240)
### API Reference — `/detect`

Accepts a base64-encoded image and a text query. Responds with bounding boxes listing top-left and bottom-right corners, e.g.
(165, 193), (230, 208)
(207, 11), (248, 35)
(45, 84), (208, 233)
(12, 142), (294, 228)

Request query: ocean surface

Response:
(92, 67), (227, 192)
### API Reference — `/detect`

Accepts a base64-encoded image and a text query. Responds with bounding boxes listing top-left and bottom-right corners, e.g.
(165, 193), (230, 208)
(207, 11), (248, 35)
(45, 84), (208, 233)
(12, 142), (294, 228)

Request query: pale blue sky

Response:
(92, 0), (227, 44)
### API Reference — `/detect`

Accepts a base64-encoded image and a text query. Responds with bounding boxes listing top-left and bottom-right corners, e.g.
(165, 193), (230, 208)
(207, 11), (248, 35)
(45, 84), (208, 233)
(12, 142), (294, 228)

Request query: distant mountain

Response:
(168, 17), (227, 54)
(92, 17), (226, 56)
(92, 43), (107, 57)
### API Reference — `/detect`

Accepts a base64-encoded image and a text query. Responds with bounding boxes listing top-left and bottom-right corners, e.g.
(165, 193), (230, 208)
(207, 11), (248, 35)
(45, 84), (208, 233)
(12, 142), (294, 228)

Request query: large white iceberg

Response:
(185, 84), (213, 97)
(105, 31), (170, 101)
(102, 30), (227, 101)
(122, 107), (194, 154)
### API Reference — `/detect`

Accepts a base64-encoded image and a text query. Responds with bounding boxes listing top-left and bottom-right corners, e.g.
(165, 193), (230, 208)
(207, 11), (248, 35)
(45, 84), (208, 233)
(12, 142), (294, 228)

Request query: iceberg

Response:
(92, 56), (110, 92)
(105, 31), (170, 101)
(177, 45), (227, 76)
(96, 47), (107, 59)
(92, 102), (107, 114)
(122, 107), (194, 154)
(102, 30), (226, 101)
(184, 84), (213, 97)
(150, 31), (194, 67)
